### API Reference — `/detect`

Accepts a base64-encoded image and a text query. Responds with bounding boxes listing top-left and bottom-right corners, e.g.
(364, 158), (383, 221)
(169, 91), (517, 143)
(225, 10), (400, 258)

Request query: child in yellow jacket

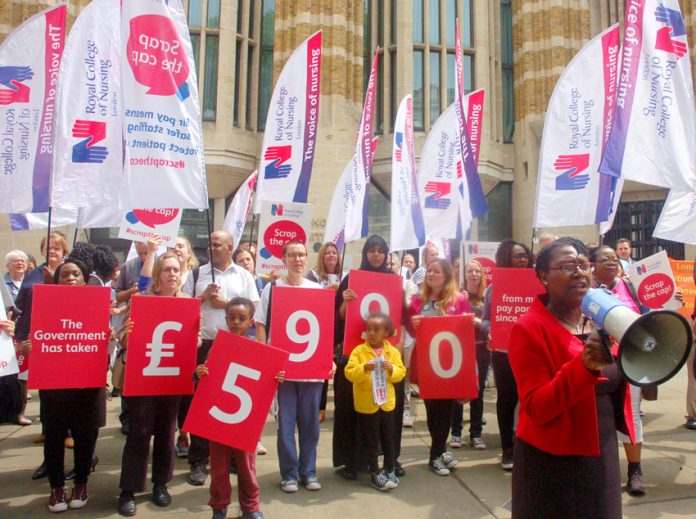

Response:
(345, 312), (406, 491)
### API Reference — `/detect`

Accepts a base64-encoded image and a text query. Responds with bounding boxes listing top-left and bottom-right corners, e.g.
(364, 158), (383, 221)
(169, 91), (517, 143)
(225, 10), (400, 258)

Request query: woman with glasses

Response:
(590, 245), (648, 496)
(508, 238), (633, 519)
(481, 238), (533, 470)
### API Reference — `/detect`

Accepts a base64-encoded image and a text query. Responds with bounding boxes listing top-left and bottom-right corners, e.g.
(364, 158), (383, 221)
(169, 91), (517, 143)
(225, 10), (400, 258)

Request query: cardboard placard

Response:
(629, 251), (681, 311)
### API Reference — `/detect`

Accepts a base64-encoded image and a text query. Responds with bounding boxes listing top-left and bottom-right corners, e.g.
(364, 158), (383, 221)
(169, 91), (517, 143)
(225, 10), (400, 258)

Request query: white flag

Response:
(390, 95), (425, 251)
(599, 0), (696, 192)
(324, 138), (379, 250)
(534, 25), (621, 228)
(51, 0), (123, 210)
(344, 51), (379, 243)
(9, 206), (123, 230)
(121, 0), (207, 209)
(223, 170), (258, 248)
(255, 31), (322, 213)
(653, 190), (696, 244)
(0, 4), (66, 213)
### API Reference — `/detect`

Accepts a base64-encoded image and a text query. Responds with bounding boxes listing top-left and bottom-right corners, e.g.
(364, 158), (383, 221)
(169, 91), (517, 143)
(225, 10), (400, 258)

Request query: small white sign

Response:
(629, 250), (682, 311)
(118, 209), (183, 248)
(256, 201), (313, 276)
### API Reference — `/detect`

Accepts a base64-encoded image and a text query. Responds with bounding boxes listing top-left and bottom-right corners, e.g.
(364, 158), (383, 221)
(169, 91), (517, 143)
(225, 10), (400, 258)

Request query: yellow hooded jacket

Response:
(345, 340), (406, 414)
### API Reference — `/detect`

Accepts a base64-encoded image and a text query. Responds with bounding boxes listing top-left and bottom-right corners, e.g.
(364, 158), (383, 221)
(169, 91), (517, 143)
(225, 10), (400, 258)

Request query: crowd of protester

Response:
(1, 231), (695, 519)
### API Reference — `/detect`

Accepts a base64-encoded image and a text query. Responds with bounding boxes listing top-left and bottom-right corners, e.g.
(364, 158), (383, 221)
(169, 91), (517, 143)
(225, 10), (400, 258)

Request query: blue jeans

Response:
(276, 381), (322, 481)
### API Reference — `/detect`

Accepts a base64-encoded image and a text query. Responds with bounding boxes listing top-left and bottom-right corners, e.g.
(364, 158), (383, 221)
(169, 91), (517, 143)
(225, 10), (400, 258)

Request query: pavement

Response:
(2, 368), (696, 519)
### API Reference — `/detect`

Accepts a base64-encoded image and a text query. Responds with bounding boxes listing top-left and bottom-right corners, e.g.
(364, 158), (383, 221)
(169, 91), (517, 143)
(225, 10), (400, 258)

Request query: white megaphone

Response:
(581, 288), (693, 387)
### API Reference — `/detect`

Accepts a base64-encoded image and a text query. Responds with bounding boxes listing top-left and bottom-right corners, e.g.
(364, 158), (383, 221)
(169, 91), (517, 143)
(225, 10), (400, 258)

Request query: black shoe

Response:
(187, 464), (208, 486)
(65, 468), (76, 481)
(394, 462), (405, 478)
(31, 462), (48, 480)
(118, 491), (136, 516)
(337, 467), (357, 481)
(152, 485), (171, 507)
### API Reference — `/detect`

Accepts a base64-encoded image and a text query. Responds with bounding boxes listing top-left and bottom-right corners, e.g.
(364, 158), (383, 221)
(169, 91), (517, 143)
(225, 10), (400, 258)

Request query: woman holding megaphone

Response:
(508, 238), (634, 519)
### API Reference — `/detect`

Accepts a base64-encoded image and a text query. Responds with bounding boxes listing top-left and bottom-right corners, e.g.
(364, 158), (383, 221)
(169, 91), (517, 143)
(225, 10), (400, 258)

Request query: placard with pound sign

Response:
(415, 315), (478, 399)
(123, 295), (200, 396)
(268, 286), (334, 379)
(183, 330), (288, 452)
(343, 270), (403, 355)
(29, 285), (111, 390)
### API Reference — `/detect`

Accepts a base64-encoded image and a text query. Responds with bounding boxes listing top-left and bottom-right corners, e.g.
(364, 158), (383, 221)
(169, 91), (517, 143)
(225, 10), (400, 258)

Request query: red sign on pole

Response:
(343, 270), (403, 355)
(123, 295), (201, 396)
(489, 268), (544, 351)
(415, 315), (478, 399)
(183, 330), (288, 452)
(29, 285), (111, 390)
(269, 286), (334, 379)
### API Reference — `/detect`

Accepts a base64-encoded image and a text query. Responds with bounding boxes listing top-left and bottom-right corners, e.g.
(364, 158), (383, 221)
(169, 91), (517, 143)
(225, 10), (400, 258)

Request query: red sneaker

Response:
(48, 487), (68, 513)
(68, 483), (88, 509)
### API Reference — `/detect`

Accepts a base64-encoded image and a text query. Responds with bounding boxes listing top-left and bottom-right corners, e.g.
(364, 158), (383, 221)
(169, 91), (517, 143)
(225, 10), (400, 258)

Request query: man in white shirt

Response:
(187, 231), (260, 486)
(616, 238), (635, 273)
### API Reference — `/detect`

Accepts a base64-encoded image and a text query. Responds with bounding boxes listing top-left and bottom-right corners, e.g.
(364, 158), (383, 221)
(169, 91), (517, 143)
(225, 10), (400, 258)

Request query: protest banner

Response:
(117, 208), (182, 247)
(28, 285), (110, 389)
(123, 295), (200, 396)
(254, 31), (321, 212)
(183, 330), (288, 452)
(343, 270), (403, 355)
(255, 201), (312, 276)
(269, 286), (334, 379)
(0, 4), (66, 213)
(669, 259), (695, 319)
(0, 304), (18, 377)
(629, 250), (682, 311)
(489, 268), (544, 351)
(654, 190), (696, 245)
(462, 240), (499, 285)
(415, 315), (478, 400)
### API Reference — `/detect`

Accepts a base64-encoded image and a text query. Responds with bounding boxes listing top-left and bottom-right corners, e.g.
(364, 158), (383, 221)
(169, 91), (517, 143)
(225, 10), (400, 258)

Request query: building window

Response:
(413, 1), (474, 130)
(605, 200), (685, 260)
(501, 0), (514, 142)
(257, 0), (275, 131)
(477, 182), (512, 241)
(365, 0), (398, 135)
(232, 0), (260, 129)
(187, 0), (220, 121)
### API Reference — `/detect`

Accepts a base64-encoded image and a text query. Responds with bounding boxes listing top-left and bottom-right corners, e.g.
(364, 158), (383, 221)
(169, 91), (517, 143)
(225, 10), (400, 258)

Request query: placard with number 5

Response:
(344, 270), (403, 355)
(415, 315), (478, 399)
(269, 286), (334, 379)
(183, 330), (288, 452)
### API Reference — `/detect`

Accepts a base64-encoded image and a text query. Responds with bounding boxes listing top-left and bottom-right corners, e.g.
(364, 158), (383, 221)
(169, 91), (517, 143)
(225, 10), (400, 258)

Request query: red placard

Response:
(123, 295), (201, 396)
(415, 315), (478, 399)
(670, 260), (695, 319)
(269, 286), (334, 379)
(489, 268), (544, 351)
(29, 285), (111, 390)
(343, 270), (403, 355)
(183, 330), (288, 452)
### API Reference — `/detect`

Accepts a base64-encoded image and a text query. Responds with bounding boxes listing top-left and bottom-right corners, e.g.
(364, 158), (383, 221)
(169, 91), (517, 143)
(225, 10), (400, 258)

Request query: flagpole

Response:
(45, 207), (53, 264)
(247, 213), (256, 247)
(205, 208), (215, 284)
(72, 227), (79, 247)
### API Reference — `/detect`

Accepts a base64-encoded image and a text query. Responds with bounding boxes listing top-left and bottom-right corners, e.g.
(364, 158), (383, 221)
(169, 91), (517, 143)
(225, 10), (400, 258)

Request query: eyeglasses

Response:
(512, 253), (529, 260)
(285, 252), (307, 259)
(550, 263), (592, 275)
(596, 258), (619, 265)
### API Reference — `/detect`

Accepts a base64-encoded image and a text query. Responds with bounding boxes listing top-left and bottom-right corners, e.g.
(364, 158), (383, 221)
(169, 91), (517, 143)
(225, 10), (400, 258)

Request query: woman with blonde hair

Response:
(117, 252), (194, 516)
(406, 258), (472, 476)
(171, 236), (199, 296)
(306, 242), (342, 290)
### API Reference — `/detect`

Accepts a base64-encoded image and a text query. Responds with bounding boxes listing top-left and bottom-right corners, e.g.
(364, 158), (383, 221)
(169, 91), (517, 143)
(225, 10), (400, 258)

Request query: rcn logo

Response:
(72, 120), (108, 164)
(271, 204), (284, 216)
(654, 4), (687, 59)
(553, 154), (590, 191)
(264, 145), (292, 179)
(394, 131), (403, 163)
(424, 181), (451, 210)
(0, 66), (33, 105)
(636, 263), (649, 275)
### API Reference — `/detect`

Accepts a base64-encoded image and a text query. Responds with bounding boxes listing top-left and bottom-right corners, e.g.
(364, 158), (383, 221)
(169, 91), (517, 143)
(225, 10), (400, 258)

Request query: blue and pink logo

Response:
(654, 4), (687, 59)
(264, 145), (292, 179)
(271, 203), (284, 216)
(424, 181), (452, 209)
(394, 132), (403, 163)
(636, 263), (649, 275)
(71, 120), (108, 164)
(554, 154), (590, 191)
(0, 66), (33, 105)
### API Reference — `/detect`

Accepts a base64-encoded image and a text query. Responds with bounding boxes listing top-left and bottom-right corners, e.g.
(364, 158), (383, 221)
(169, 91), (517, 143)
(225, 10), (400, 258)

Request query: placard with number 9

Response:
(269, 286), (335, 379)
